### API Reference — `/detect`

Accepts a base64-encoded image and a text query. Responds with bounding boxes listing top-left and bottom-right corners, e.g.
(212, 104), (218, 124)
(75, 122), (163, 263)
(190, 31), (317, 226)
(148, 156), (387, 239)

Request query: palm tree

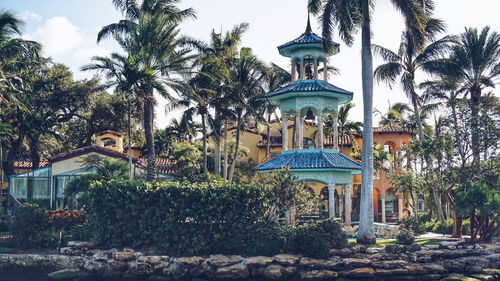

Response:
(373, 18), (452, 140)
(89, 3), (194, 180)
(308, 0), (427, 244)
(183, 23), (249, 176)
(324, 102), (363, 142)
(376, 102), (412, 127)
(424, 27), (500, 166)
(227, 47), (266, 183)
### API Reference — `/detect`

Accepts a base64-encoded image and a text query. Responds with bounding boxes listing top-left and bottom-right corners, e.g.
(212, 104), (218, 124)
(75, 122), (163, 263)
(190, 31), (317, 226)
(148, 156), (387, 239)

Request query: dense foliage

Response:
(80, 179), (346, 257)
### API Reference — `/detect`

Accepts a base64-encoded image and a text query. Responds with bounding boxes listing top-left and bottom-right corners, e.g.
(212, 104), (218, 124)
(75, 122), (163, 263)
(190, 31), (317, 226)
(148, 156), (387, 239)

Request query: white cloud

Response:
(32, 16), (84, 56)
(19, 11), (42, 21)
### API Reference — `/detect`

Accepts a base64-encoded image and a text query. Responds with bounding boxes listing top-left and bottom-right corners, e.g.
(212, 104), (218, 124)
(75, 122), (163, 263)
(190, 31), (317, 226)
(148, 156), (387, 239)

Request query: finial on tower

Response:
(305, 14), (313, 34)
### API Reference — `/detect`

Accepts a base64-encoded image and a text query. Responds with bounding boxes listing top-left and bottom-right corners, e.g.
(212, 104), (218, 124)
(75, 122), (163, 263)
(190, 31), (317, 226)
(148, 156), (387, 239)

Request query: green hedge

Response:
(83, 180), (347, 257)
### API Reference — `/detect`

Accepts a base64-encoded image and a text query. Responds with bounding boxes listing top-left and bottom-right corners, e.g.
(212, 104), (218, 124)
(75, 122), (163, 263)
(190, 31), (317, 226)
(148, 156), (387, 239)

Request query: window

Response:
(303, 138), (316, 149)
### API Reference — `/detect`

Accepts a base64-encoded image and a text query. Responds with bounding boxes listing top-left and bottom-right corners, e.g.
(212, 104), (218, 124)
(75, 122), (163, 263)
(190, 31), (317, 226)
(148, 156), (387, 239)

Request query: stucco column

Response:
(398, 194), (404, 220)
(291, 60), (297, 82)
(328, 183), (335, 219)
(339, 193), (344, 223)
(282, 113), (288, 150)
(285, 211), (291, 226)
(380, 194), (386, 223)
(332, 112), (339, 150)
(323, 58), (328, 81)
(344, 184), (352, 227)
(299, 117), (304, 149)
(313, 57), (318, 79)
(317, 109), (323, 149)
(300, 57), (305, 80)
(294, 110), (301, 149)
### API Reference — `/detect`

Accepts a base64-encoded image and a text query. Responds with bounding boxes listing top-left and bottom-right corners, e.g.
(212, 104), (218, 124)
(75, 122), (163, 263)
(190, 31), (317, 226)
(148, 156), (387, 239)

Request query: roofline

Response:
(50, 145), (138, 164)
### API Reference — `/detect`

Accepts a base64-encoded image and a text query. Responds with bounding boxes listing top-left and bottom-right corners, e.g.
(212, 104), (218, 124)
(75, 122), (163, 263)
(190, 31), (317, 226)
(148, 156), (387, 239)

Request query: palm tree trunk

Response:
(228, 111), (242, 183)
(412, 94), (425, 140)
(450, 99), (466, 166)
(357, 0), (376, 244)
(470, 88), (481, 166)
(144, 97), (157, 180)
(5, 132), (24, 177)
(266, 112), (271, 158)
(223, 121), (229, 180)
(201, 113), (208, 173)
(214, 110), (221, 175)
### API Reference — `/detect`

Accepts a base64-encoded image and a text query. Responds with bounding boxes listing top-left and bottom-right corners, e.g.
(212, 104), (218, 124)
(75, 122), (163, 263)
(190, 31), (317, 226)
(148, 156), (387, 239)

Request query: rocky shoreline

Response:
(0, 241), (498, 281)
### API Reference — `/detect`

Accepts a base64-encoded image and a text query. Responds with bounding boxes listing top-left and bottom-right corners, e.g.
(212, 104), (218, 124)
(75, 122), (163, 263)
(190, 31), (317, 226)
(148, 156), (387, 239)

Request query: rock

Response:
(162, 263), (181, 276)
(370, 253), (402, 261)
(439, 241), (458, 249)
(147, 276), (172, 281)
(299, 257), (343, 270)
(274, 254), (301, 266)
(480, 268), (500, 275)
(329, 248), (352, 257)
(375, 268), (409, 276)
(350, 245), (367, 254)
(92, 251), (110, 261)
(366, 247), (385, 254)
(469, 274), (495, 280)
(460, 256), (490, 268)
(83, 260), (108, 272)
(343, 258), (372, 268)
(404, 244), (422, 252)
(465, 266), (484, 274)
(418, 274), (442, 280)
(47, 269), (80, 280)
(112, 251), (135, 261)
(137, 256), (162, 264)
(107, 260), (128, 271)
(214, 263), (249, 280)
(339, 267), (376, 278)
(440, 273), (481, 281)
(385, 245), (405, 254)
(67, 241), (96, 249)
(206, 255), (243, 268)
(128, 261), (155, 275)
(175, 256), (204, 268)
(153, 261), (170, 272)
(299, 269), (338, 280)
(60, 247), (81, 256)
(441, 259), (467, 272)
(424, 245), (440, 250)
(371, 259), (408, 269)
(244, 256), (273, 267)
(263, 264), (296, 279)
(421, 263), (448, 274)
(407, 263), (427, 275)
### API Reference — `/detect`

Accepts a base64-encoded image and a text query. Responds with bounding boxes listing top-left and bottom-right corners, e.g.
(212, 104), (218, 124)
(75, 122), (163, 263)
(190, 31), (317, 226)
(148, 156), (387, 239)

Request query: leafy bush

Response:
(237, 222), (295, 256)
(83, 179), (269, 256)
(10, 203), (47, 249)
(400, 215), (426, 236)
(396, 229), (415, 245)
(431, 219), (454, 234)
(292, 219), (347, 258)
(46, 210), (86, 228)
(0, 221), (9, 232)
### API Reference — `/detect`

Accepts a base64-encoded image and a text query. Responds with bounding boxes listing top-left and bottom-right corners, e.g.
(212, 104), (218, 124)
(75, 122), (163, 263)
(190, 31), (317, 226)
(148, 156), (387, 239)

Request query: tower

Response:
(256, 17), (361, 226)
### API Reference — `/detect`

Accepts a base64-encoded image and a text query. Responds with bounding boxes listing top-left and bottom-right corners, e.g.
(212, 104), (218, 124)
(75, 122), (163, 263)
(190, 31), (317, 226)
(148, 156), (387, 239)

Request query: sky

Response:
(3, 0), (500, 128)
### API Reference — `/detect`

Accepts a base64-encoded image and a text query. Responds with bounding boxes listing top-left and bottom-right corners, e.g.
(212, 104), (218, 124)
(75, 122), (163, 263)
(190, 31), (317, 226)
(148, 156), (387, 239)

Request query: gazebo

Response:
(256, 17), (361, 227)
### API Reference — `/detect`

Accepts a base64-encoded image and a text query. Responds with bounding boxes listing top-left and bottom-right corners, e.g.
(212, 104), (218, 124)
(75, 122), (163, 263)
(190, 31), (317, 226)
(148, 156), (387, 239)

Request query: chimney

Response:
(94, 131), (124, 153)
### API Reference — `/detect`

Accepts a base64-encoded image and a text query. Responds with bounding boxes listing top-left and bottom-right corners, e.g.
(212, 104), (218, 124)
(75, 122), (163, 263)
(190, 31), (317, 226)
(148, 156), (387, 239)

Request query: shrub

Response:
(431, 219), (454, 234)
(46, 210), (86, 229)
(240, 222), (295, 256)
(396, 229), (415, 245)
(83, 179), (269, 256)
(292, 219), (347, 258)
(10, 203), (47, 249)
(400, 215), (426, 236)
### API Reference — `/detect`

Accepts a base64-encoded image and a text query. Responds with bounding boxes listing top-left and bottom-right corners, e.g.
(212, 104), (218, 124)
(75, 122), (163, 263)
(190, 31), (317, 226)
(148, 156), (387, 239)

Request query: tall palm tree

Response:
(184, 23), (249, 176)
(308, 0), (427, 244)
(373, 18), (452, 140)
(376, 102), (412, 127)
(424, 27), (500, 166)
(90, 4), (194, 180)
(324, 102), (363, 140)
(227, 47), (266, 183)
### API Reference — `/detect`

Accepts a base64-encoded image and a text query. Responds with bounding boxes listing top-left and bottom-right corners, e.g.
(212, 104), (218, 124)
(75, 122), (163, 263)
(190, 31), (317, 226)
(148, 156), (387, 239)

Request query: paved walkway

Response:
(418, 232), (471, 241)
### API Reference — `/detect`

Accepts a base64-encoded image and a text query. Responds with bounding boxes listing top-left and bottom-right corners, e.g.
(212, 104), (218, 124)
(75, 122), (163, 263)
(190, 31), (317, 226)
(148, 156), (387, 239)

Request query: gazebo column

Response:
(398, 194), (404, 220)
(294, 110), (301, 149)
(313, 57), (318, 79)
(300, 57), (305, 80)
(291, 60), (297, 82)
(339, 193), (344, 222)
(299, 117), (304, 149)
(282, 113), (289, 150)
(317, 109), (324, 149)
(344, 184), (352, 227)
(381, 194), (386, 223)
(328, 183), (335, 219)
(323, 58), (328, 81)
(332, 112), (339, 150)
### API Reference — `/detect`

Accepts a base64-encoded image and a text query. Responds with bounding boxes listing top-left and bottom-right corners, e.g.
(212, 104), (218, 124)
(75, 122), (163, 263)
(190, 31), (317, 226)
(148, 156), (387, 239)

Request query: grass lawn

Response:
(348, 238), (440, 248)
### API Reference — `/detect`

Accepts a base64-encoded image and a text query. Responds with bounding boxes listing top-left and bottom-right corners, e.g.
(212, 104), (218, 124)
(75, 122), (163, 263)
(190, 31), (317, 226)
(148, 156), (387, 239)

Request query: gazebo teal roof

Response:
(267, 79), (353, 98)
(256, 149), (361, 171)
(277, 16), (339, 58)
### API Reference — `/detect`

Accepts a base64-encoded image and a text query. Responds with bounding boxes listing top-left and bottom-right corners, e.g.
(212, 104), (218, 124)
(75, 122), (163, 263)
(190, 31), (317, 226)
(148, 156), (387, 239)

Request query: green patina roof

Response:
(267, 79), (353, 99)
